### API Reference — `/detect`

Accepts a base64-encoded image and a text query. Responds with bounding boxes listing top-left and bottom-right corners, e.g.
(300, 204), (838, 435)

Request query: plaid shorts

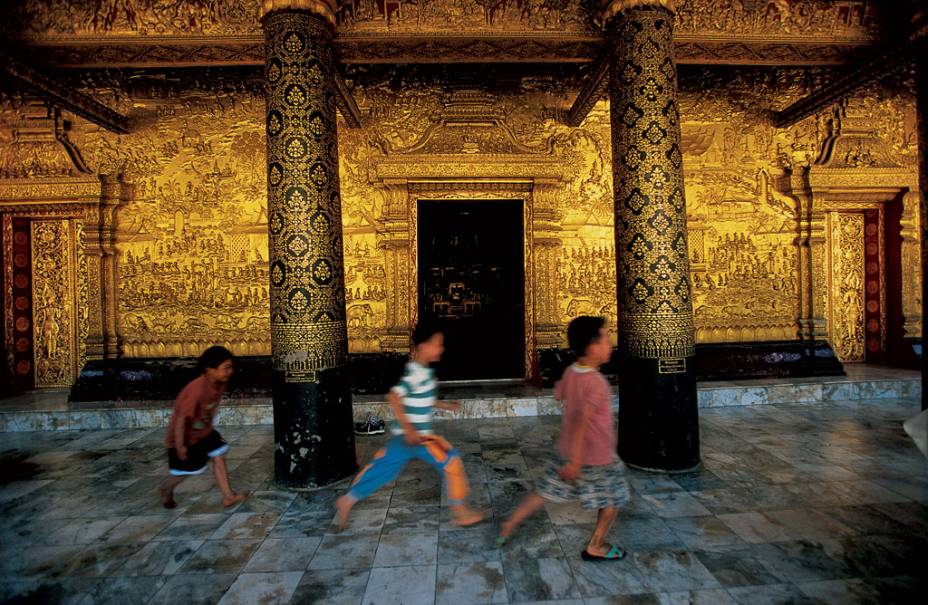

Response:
(536, 457), (631, 510)
(167, 430), (229, 476)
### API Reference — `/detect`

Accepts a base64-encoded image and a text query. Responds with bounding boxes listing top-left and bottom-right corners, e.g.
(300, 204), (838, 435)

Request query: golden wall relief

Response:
(31, 219), (79, 387)
(828, 212), (866, 362)
(73, 92), (271, 358)
(31, 65), (916, 361)
(3, 0), (885, 37)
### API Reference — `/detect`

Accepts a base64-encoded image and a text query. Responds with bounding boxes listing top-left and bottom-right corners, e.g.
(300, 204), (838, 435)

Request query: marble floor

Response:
(2, 397), (927, 605)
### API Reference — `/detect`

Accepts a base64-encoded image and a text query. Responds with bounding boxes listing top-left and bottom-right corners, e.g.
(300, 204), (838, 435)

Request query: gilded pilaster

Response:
(377, 180), (411, 352)
(604, 0), (699, 471)
(802, 199), (830, 343)
(532, 180), (563, 348)
(263, 1), (356, 486)
(900, 190), (922, 341)
(82, 174), (122, 360)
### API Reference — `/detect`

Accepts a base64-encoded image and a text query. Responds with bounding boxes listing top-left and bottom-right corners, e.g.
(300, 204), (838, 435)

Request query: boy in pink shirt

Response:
(497, 316), (630, 560)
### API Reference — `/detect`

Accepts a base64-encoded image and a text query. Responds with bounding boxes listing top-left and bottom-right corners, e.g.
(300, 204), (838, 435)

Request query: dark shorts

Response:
(536, 456), (631, 510)
(167, 430), (229, 476)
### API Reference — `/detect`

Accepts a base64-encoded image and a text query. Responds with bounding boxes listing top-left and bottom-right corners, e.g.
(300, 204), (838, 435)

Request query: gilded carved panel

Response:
(71, 89), (271, 357)
(11, 64), (911, 361)
(31, 219), (78, 387)
(828, 212), (865, 362)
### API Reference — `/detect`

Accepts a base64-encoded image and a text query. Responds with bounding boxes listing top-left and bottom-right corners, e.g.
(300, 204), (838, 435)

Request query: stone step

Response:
(0, 370), (920, 432)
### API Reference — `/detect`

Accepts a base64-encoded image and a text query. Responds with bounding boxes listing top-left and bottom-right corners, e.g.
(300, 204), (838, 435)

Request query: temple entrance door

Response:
(417, 200), (525, 380)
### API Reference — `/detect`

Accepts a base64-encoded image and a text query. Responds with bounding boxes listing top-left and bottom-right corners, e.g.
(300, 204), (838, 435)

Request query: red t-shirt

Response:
(555, 364), (617, 466)
(164, 375), (225, 448)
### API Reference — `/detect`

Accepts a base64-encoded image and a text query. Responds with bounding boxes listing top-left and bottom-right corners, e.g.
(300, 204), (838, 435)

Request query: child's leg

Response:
(337, 439), (412, 528)
(211, 455), (247, 507)
(586, 506), (618, 555)
(499, 492), (546, 539)
(417, 437), (483, 526)
(159, 475), (185, 508)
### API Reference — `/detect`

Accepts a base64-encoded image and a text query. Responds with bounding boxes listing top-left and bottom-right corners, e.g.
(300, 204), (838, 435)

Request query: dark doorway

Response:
(418, 200), (525, 380)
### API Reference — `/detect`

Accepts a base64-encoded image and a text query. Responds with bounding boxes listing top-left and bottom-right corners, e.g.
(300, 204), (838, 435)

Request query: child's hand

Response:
(177, 445), (188, 460)
(443, 400), (462, 412)
(557, 461), (581, 483)
(404, 430), (423, 446)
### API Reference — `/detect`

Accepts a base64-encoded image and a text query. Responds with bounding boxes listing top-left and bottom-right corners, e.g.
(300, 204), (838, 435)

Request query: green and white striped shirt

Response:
(390, 360), (436, 436)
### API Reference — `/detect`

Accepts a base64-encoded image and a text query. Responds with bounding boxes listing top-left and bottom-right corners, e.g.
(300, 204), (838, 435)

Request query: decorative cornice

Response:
(259, 0), (337, 27)
(0, 178), (101, 203)
(602, 0), (674, 23)
(18, 36), (879, 69)
(0, 51), (129, 134)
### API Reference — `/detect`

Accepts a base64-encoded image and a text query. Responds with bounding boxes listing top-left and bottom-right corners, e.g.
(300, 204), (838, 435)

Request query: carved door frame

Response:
(805, 167), (920, 363)
(1, 176), (122, 388)
(373, 155), (564, 380)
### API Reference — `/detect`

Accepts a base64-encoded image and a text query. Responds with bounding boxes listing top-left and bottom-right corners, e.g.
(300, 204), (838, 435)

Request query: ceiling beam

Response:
(334, 70), (363, 129)
(565, 52), (609, 127)
(0, 50), (129, 134)
(772, 11), (928, 128)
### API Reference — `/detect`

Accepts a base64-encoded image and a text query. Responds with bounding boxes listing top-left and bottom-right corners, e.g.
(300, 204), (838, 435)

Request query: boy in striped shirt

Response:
(336, 323), (485, 529)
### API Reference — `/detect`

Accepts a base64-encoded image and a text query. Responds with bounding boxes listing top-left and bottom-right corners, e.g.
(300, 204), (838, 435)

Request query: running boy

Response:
(496, 316), (630, 560)
(159, 345), (248, 509)
(336, 323), (484, 529)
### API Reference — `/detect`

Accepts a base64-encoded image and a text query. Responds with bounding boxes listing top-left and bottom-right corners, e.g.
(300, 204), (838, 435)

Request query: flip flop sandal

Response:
(494, 535), (509, 548)
(580, 543), (626, 561)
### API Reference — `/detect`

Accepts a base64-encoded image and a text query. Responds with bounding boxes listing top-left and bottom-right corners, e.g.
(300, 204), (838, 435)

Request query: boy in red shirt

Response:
(496, 316), (630, 560)
(159, 346), (247, 509)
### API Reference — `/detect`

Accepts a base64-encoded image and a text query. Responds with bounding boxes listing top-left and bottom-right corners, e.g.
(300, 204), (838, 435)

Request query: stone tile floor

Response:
(2, 397), (928, 604)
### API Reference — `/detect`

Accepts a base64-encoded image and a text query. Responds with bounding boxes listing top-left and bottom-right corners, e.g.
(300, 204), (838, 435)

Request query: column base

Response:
(625, 461), (702, 474)
(618, 356), (700, 472)
(272, 365), (358, 488)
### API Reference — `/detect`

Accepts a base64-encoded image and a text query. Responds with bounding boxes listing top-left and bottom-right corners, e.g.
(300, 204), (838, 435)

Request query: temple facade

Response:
(0, 1), (925, 479)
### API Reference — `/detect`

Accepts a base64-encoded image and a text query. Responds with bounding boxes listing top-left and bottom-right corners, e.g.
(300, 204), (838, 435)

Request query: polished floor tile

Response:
(1, 397), (926, 604)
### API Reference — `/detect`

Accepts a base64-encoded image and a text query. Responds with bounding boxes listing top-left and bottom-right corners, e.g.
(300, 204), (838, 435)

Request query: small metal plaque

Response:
(658, 358), (686, 374)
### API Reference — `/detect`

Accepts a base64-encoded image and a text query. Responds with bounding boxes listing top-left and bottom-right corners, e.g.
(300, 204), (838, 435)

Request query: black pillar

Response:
(262, 3), (357, 486)
(604, 0), (700, 471)
(918, 38), (928, 410)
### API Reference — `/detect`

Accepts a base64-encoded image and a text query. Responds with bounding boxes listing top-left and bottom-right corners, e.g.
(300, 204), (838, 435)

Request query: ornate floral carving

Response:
(32, 220), (78, 387)
(829, 212), (865, 361)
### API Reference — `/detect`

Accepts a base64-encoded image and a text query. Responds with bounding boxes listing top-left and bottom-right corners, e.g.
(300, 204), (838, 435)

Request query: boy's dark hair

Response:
(412, 321), (442, 346)
(567, 316), (606, 357)
(197, 346), (234, 372)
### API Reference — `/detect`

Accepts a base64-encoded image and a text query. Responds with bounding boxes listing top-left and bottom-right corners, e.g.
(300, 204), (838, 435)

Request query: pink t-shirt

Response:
(555, 364), (617, 466)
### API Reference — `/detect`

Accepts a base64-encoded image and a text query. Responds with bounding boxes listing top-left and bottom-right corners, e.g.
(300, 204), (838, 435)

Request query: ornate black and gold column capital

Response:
(260, 0), (337, 25)
(601, 0), (675, 23)
(604, 0), (700, 471)
(262, 0), (357, 487)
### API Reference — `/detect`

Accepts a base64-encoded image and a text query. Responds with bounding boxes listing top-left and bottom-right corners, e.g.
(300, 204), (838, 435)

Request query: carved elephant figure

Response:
(566, 298), (598, 318)
(347, 303), (374, 328)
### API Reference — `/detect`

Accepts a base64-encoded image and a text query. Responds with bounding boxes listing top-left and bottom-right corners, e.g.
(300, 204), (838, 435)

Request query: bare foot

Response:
(451, 507), (486, 527)
(335, 495), (355, 531)
(159, 486), (177, 509)
(498, 518), (515, 539)
(222, 491), (248, 508)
